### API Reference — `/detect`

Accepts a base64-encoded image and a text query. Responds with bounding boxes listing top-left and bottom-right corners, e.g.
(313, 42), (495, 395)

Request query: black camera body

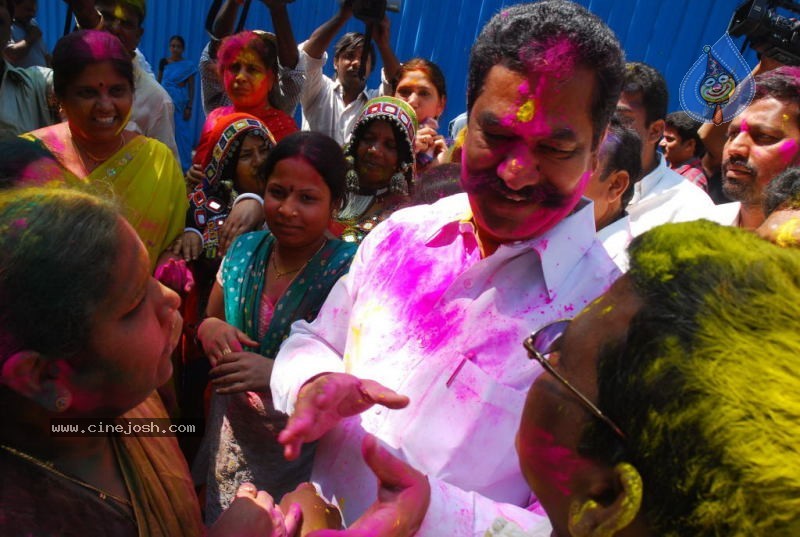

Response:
(349, 0), (402, 24)
(728, 0), (800, 65)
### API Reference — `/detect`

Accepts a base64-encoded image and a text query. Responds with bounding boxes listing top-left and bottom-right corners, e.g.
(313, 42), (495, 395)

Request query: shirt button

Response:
(464, 278), (473, 289)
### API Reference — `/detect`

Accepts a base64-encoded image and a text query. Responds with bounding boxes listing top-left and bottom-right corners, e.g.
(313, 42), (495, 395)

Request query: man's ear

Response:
(567, 462), (643, 537)
(1, 351), (73, 413)
(684, 138), (697, 158)
(605, 170), (630, 206)
(647, 119), (665, 146)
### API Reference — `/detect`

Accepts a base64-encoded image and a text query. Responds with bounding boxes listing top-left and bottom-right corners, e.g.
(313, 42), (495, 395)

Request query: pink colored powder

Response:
(779, 139), (799, 165)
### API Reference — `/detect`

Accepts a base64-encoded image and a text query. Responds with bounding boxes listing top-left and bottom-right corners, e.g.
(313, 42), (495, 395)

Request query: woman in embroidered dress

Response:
(195, 131), (357, 523)
(21, 30), (187, 277)
(158, 34), (197, 172)
(0, 186), (301, 537)
(333, 95), (418, 243)
(170, 113), (275, 438)
(175, 112), (276, 262)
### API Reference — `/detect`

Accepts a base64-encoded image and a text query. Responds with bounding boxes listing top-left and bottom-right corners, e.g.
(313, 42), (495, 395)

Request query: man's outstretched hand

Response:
(278, 373), (409, 460)
(306, 434), (431, 537)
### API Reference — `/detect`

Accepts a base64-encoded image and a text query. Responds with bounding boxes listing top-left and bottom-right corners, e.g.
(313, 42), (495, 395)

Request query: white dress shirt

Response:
(272, 194), (621, 536)
(703, 201), (742, 226)
(128, 56), (179, 160)
(627, 153), (715, 237)
(297, 43), (389, 145)
(597, 215), (633, 272)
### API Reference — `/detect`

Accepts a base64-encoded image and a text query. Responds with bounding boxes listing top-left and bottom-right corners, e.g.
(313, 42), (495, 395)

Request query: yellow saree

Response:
(22, 125), (187, 270)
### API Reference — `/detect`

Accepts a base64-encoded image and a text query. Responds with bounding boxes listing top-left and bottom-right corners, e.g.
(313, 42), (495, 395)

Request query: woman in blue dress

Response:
(159, 35), (197, 172)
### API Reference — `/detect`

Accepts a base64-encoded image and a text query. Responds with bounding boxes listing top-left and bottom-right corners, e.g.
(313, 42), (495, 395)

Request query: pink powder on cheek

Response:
(521, 428), (591, 496)
(779, 139), (799, 164)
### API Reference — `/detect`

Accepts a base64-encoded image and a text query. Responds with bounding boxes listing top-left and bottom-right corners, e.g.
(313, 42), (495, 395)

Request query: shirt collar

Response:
(332, 80), (370, 104)
(424, 197), (599, 300)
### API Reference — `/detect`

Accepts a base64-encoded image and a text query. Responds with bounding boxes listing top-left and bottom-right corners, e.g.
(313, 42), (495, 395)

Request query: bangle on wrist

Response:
(232, 192), (264, 207)
(184, 227), (204, 245)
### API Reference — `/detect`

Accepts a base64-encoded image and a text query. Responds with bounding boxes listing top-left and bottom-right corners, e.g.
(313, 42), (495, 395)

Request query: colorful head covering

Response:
(188, 113), (275, 257)
(344, 96), (418, 192)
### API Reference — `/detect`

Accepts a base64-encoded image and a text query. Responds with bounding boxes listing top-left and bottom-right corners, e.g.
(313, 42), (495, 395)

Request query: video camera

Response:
(349, 0), (402, 24)
(728, 0), (800, 65)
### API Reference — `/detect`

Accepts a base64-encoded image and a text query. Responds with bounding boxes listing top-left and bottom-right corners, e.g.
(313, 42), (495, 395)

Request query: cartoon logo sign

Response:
(680, 34), (755, 125)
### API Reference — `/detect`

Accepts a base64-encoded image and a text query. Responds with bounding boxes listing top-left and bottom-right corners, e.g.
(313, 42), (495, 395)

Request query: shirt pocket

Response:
(395, 355), (531, 504)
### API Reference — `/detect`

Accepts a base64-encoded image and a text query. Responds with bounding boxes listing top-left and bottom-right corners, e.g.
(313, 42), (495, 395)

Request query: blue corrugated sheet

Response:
(34, 0), (758, 144)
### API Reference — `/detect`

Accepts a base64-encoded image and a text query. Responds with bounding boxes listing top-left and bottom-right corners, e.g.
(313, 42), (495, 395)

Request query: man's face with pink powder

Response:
(462, 61), (599, 247)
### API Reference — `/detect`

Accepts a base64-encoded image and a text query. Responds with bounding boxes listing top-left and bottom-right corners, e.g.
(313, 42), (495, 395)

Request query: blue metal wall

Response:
(35, 0), (758, 143)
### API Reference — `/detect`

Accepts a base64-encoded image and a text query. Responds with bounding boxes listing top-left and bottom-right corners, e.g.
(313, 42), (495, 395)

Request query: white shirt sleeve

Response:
(297, 42), (327, 108)
(419, 478), (553, 537)
(270, 270), (352, 414)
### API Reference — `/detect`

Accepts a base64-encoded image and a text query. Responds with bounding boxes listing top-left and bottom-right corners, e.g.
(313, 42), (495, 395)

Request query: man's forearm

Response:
(211, 0), (240, 39)
(270, 3), (299, 68)
(303, 5), (352, 59)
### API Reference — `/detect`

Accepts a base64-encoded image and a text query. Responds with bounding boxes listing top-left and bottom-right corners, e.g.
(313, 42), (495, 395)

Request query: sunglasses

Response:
(524, 319), (626, 440)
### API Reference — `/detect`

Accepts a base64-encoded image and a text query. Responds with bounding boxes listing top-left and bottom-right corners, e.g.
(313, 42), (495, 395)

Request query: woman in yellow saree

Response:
(22, 30), (186, 272)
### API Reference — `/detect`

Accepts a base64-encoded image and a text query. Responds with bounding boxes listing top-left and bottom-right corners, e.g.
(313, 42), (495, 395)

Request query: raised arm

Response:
(210, 0), (241, 39)
(302, 1), (354, 59)
(371, 15), (400, 84)
(263, 0), (299, 69)
(65, 0), (102, 29)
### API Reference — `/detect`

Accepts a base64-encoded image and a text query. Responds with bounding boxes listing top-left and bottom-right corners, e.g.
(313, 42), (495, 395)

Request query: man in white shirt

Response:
(297, 0), (400, 145)
(270, 2), (626, 535)
(584, 117), (642, 271)
(706, 66), (800, 230)
(71, 0), (179, 160)
(617, 62), (714, 237)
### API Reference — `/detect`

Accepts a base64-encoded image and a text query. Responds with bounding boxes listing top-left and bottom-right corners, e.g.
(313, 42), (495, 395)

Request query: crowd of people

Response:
(1, 0), (800, 536)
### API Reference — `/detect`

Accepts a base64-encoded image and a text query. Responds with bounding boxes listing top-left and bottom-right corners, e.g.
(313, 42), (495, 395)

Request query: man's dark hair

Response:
(753, 66), (800, 127)
(467, 0), (625, 148)
(764, 166), (800, 215)
(664, 111), (705, 158)
(333, 32), (376, 73)
(599, 115), (642, 210)
(623, 62), (668, 126)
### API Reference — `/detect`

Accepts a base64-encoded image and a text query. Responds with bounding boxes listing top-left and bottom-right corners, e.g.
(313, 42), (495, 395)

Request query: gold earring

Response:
(567, 462), (642, 537)
(54, 390), (72, 413)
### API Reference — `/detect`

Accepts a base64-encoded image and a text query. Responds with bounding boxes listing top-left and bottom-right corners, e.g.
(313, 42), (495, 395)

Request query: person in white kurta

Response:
(626, 153), (714, 236)
(271, 2), (628, 535)
(272, 195), (620, 535)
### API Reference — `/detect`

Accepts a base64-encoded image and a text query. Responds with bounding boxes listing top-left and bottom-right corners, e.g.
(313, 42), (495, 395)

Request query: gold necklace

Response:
(0, 443), (133, 508)
(72, 133), (125, 164)
(270, 239), (327, 279)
